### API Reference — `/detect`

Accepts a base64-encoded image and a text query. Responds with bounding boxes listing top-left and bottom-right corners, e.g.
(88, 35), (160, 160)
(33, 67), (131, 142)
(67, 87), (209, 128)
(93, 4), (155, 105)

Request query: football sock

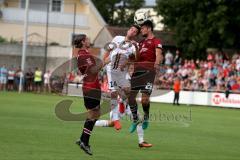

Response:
(111, 99), (119, 121)
(80, 119), (97, 146)
(142, 103), (150, 121)
(129, 104), (139, 122)
(95, 120), (109, 127)
(137, 124), (144, 144)
(118, 98), (126, 114)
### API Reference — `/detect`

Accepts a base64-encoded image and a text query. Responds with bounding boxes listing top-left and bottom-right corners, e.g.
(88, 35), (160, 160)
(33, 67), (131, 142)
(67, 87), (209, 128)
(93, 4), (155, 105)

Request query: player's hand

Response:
(154, 63), (160, 72)
(103, 56), (111, 66)
(131, 40), (138, 49)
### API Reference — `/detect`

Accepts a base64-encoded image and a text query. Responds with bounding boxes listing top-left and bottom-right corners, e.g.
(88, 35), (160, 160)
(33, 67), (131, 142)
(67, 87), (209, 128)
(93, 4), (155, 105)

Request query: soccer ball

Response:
(134, 10), (150, 25)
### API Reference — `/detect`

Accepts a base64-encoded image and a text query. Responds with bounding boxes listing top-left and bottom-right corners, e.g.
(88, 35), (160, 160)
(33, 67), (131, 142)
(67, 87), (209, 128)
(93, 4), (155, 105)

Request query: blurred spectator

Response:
(34, 67), (42, 93)
(16, 68), (24, 91)
(7, 66), (15, 91)
(165, 50), (173, 66)
(173, 77), (181, 105)
(0, 64), (8, 91)
(25, 68), (34, 92)
(236, 55), (240, 71)
(173, 49), (182, 66)
(44, 70), (51, 93)
(14, 67), (21, 90)
(207, 52), (214, 62)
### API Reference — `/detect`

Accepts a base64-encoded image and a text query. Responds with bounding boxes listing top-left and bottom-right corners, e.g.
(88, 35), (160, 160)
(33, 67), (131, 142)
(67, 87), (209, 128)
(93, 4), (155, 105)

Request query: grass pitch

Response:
(0, 92), (240, 160)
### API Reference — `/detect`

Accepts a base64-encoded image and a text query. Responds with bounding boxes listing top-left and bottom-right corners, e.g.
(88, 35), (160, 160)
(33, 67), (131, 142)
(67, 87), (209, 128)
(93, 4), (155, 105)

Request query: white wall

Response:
(150, 91), (240, 108)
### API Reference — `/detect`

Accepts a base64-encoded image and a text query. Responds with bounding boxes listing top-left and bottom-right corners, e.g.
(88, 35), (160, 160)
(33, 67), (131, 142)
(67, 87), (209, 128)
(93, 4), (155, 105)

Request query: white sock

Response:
(95, 120), (109, 127)
(137, 124), (144, 144)
(126, 104), (132, 117)
(111, 99), (119, 121)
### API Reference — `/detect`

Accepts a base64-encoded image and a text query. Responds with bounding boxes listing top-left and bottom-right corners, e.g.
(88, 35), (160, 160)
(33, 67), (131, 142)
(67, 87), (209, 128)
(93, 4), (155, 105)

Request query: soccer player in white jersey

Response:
(96, 25), (153, 148)
(103, 25), (140, 130)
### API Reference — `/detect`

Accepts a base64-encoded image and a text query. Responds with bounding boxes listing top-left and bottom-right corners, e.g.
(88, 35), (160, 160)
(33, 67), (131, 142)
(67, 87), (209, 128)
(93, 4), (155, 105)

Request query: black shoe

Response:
(75, 140), (93, 156)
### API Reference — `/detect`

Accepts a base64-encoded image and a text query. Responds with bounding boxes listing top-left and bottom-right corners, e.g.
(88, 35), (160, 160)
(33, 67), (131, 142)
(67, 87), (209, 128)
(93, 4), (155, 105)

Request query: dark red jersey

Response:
(137, 37), (162, 69)
(77, 49), (100, 92)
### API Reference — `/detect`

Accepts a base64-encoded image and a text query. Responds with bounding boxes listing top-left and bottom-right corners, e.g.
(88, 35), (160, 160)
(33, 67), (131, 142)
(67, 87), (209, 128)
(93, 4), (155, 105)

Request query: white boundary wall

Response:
(150, 91), (240, 108)
(67, 84), (240, 109)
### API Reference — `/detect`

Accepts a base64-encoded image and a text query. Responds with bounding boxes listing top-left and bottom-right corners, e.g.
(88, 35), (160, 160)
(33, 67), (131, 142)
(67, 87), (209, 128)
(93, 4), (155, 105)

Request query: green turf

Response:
(0, 91), (240, 160)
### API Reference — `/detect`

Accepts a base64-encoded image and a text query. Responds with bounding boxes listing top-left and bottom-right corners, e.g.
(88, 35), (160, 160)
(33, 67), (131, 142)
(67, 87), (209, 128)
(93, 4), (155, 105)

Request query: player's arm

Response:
(103, 36), (119, 66)
(89, 57), (103, 74)
(131, 41), (139, 61)
(155, 48), (163, 66)
(103, 51), (111, 66)
(78, 54), (102, 75)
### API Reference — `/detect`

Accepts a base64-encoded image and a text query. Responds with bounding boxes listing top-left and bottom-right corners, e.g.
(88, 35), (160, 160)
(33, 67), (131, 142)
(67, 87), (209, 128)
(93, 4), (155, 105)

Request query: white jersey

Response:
(107, 36), (136, 72)
(106, 36), (136, 90)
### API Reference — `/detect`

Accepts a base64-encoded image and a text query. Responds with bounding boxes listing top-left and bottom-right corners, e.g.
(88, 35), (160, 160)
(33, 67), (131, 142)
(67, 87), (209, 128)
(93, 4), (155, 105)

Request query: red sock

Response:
(119, 102), (125, 113)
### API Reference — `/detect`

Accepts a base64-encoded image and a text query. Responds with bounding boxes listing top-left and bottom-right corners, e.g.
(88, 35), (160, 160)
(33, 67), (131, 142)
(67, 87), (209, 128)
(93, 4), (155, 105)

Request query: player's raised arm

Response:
(103, 51), (111, 66)
(131, 41), (139, 62)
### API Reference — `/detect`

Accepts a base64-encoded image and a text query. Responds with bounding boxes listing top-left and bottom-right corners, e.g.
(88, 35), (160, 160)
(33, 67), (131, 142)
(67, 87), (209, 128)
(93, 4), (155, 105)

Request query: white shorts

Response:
(107, 70), (130, 91)
(0, 77), (7, 84)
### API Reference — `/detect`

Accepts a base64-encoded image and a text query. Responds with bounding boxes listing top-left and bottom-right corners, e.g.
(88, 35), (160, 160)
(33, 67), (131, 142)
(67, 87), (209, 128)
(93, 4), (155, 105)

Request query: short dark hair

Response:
(132, 24), (141, 34)
(73, 34), (86, 48)
(141, 20), (154, 31)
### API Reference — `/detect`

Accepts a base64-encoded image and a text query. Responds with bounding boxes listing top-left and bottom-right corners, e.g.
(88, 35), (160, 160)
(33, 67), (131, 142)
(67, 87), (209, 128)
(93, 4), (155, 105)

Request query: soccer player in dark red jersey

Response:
(73, 34), (103, 155)
(128, 20), (163, 133)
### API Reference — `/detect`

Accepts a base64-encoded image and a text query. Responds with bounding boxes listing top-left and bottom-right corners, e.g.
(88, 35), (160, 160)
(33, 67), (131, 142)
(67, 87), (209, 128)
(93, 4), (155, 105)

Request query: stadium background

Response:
(0, 0), (240, 159)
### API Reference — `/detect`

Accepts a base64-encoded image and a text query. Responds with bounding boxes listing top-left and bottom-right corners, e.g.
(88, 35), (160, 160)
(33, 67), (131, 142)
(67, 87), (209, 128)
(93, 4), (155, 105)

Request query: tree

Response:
(156, 0), (240, 59)
(113, 0), (144, 26)
(92, 0), (121, 25)
(92, 0), (144, 27)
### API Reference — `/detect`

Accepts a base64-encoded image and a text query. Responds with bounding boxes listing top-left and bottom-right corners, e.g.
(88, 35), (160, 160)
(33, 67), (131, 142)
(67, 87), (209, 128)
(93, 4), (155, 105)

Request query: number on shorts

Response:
(110, 81), (117, 87)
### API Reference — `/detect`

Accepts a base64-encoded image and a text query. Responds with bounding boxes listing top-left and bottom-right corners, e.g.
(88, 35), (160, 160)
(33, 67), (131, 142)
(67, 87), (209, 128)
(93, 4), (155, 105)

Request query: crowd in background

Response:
(1, 50), (240, 94)
(65, 50), (240, 94)
(157, 50), (240, 93)
(0, 66), (51, 93)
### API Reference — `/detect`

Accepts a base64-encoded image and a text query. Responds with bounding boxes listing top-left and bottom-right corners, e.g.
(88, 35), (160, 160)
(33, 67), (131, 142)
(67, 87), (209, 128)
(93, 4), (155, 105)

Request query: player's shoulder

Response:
(152, 37), (161, 43)
(152, 37), (163, 49)
(77, 49), (91, 60)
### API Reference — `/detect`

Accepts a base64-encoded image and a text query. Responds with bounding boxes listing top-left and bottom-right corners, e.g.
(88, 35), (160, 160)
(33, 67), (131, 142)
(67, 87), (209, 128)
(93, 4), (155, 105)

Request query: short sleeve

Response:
(154, 39), (163, 49)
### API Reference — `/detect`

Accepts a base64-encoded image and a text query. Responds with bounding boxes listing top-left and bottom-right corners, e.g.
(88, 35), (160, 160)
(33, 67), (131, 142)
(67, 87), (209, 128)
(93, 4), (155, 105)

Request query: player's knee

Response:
(121, 87), (130, 100)
(141, 95), (150, 105)
(124, 88), (130, 95)
(128, 99), (136, 106)
(111, 91), (118, 98)
(128, 95), (136, 106)
(88, 107), (101, 120)
(108, 121), (114, 127)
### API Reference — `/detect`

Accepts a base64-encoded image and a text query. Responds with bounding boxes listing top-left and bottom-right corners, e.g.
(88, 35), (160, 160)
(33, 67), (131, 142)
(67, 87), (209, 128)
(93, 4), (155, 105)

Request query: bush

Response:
(0, 36), (7, 43)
